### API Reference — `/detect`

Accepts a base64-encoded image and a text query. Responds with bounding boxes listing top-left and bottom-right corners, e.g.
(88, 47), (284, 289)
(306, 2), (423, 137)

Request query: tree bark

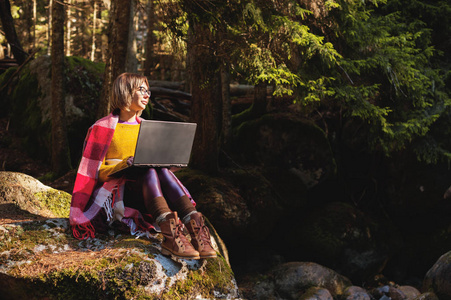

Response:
(90, 0), (97, 61)
(186, 20), (222, 173)
(66, 0), (71, 56)
(144, 0), (157, 77)
(51, 0), (71, 175)
(126, 1), (138, 73)
(220, 62), (231, 151)
(97, 0), (134, 118)
(0, 0), (28, 64)
(47, 0), (52, 55)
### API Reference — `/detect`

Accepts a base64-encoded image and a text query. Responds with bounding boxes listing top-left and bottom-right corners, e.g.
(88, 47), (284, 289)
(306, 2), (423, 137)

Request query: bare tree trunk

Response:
(126, 1), (138, 73)
(0, 0), (28, 64)
(33, 0), (36, 50)
(220, 62), (231, 151)
(144, 0), (156, 77)
(51, 0), (71, 175)
(187, 21), (222, 173)
(90, 0), (97, 61)
(47, 0), (52, 55)
(97, 0), (134, 118)
(23, 0), (33, 51)
(66, 0), (71, 56)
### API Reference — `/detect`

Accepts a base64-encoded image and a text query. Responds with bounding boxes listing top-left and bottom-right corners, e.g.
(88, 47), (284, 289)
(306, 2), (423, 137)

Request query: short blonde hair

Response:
(110, 73), (149, 115)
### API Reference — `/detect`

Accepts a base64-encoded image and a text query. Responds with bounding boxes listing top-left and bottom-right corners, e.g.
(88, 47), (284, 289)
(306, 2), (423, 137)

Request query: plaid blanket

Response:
(69, 113), (153, 239)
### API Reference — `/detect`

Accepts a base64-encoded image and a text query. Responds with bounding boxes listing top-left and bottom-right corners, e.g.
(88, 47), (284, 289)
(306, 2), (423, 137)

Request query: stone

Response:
(422, 251), (451, 299)
(254, 261), (352, 299)
(343, 286), (372, 300)
(0, 172), (238, 299)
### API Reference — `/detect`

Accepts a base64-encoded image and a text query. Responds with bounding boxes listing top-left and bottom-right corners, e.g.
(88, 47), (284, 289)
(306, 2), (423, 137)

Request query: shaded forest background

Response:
(1, 0), (451, 290)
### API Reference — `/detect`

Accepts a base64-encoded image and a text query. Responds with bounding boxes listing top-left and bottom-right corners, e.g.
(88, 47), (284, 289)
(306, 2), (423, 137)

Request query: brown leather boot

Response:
(159, 212), (200, 259)
(186, 212), (217, 259)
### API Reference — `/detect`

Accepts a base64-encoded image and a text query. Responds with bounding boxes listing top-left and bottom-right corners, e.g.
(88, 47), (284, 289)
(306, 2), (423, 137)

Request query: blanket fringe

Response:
(72, 223), (95, 240)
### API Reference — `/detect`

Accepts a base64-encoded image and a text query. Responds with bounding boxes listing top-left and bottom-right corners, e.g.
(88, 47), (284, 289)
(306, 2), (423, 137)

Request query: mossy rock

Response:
(0, 171), (239, 299)
(0, 171), (71, 219)
(0, 219), (238, 300)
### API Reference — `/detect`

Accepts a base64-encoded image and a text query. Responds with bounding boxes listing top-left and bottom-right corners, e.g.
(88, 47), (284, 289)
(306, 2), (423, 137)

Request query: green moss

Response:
(66, 56), (105, 75)
(113, 236), (153, 250)
(161, 257), (236, 300)
(22, 252), (160, 299)
(34, 189), (71, 218)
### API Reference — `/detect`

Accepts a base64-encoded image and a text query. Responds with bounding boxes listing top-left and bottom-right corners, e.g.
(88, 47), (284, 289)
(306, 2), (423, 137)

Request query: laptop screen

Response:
(133, 120), (197, 167)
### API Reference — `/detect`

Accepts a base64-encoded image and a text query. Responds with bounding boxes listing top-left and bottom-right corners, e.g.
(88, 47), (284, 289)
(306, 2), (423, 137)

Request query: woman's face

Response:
(129, 83), (150, 112)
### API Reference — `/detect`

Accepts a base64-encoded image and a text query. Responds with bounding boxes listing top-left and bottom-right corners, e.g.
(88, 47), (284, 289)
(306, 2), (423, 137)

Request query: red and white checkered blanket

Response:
(69, 113), (153, 239)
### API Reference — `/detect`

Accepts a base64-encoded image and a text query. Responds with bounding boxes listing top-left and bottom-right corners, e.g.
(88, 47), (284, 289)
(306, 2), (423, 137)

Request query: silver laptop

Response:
(109, 120), (197, 177)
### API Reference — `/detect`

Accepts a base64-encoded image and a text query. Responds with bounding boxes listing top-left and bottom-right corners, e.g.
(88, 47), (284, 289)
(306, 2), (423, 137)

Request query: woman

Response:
(69, 73), (216, 260)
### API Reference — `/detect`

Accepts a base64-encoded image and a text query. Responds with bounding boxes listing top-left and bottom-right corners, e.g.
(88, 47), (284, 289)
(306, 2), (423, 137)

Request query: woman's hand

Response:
(126, 156), (134, 166)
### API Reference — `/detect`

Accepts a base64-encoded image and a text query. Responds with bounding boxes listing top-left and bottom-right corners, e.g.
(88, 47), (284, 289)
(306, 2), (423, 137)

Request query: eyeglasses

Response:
(138, 86), (151, 97)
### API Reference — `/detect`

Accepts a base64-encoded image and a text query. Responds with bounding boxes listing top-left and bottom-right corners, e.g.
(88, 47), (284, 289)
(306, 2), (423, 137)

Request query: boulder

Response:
(279, 201), (401, 282)
(343, 286), (372, 300)
(399, 286), (421, 299)
(413, 292), (439, 300)
(253, 261), (352, 300)
(0, 172), (238, 299)
(422, 251), (451, 299)
(300, 287), (333, 300)
(0, 171), (71, 222)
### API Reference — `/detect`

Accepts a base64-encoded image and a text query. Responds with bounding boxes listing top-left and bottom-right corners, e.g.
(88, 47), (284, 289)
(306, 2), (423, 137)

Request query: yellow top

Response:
(98, 123), (140, 182)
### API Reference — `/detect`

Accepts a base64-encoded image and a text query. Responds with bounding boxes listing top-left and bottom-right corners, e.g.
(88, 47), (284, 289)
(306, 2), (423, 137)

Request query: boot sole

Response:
(161, 247), (200, 260)
(199, 253), (217, 259)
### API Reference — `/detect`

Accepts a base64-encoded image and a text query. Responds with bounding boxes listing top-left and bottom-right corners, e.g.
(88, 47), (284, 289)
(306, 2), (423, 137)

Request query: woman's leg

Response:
(156, 168), (196, 221)
(142, 168), (171, 222)
(157, 168), (216, 258)
(142, 168), (200, 259)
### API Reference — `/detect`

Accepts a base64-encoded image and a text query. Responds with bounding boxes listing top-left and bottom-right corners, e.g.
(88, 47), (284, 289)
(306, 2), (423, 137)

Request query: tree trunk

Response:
(0, 0), (28, 64)
(66, 0), (71, 56)
(23, 0), (33, 51)
(47, 0), (52, 55)
(97, 0), (134, 118)
(33, 0), (36, 50)
(126, 2), (138, 73)
(90, 0), (97, 61)
(51, 0), (71, 175)
(220, 62), (231, 151)
(186, 21), (222, 173)
(144, 0), (156, 77)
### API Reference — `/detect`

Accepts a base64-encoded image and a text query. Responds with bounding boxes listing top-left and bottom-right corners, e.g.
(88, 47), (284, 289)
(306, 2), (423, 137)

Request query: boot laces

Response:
(197, 224), (211, 245)
(174, 222), (190, 245)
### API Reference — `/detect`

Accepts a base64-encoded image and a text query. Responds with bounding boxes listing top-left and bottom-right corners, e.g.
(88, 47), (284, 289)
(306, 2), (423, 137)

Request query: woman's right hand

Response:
(126, 156), (134, 166)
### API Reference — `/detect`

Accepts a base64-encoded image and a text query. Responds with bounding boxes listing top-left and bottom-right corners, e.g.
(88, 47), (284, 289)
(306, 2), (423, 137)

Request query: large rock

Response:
(0, 172), (238, 299)
(422, 251), (451, 299)
(279, 201), (401, 283)
(252, 262), (352, 300)
(0, 171), (71, 222)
